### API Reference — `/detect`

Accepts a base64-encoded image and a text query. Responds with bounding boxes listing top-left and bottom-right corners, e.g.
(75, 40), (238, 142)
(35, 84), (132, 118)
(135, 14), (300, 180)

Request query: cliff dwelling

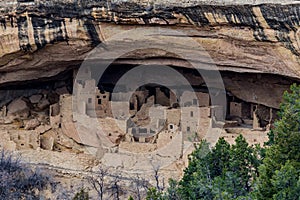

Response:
(0, 56), (298, 155)
(0, 0), (300, 198)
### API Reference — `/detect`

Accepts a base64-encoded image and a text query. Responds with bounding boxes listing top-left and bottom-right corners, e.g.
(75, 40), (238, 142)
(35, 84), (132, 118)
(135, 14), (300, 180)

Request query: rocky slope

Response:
(0, 0), (300, 86)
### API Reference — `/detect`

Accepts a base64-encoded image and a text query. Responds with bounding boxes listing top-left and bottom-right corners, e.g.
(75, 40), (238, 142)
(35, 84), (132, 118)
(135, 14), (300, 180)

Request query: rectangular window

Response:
(88, 98), (92, 104)
(139, 128), (147, 134)
(193, 99), (197, 105)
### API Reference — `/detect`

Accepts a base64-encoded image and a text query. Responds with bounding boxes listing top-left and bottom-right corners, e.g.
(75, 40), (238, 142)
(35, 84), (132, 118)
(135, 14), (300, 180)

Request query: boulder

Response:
(7, 98), (30, 119)
(29, 94), (42, 104)
(37, 98), (50, 110)
(55, 86), (69, 95)
(24, 118), (41, 130)
(48, 93), (60, 104)
(61, 121), (102, 147)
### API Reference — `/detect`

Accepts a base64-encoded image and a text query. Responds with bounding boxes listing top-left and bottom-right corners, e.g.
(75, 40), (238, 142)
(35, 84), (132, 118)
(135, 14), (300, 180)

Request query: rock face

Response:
(0, 0), (299, 87)
(1, 2), (299, 196)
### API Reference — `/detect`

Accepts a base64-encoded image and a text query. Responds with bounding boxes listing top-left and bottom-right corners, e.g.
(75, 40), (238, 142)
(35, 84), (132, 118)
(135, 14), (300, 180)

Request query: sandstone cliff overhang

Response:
(0, 0), (300, 85)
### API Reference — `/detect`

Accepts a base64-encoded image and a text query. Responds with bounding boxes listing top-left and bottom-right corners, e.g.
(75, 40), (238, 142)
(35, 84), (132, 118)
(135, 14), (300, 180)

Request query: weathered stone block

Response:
(29, 94), (42, 104)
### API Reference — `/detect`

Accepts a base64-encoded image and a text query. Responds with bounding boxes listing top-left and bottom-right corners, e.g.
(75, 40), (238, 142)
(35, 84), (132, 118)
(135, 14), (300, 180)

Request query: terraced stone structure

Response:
(0, 0), (300, 198)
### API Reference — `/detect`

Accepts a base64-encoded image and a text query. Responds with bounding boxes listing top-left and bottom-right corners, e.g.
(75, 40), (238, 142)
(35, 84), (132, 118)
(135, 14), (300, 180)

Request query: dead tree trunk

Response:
(88, 166), (109, 200)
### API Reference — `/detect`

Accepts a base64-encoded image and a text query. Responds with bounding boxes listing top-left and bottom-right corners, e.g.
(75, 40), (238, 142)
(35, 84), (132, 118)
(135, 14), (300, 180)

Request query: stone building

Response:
(229, 102), (251, 119)
(181, 106), (201, 139)
(72, 67), (276, 150)
(74, 78), (97, 116)
(166, 108), (181, 133)
(180, 91), (210, 107)
(95, 90), (111, 117)
(148, 105), (166, 131)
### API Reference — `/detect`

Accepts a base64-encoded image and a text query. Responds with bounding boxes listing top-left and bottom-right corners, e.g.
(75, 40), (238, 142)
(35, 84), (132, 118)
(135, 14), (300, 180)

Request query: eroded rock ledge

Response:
(0, 0), (299, 86)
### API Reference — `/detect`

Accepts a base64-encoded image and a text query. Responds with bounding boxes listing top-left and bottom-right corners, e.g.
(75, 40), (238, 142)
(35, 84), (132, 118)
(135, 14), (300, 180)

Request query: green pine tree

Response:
(209, 137), (231, 178)
(229, 135), (253, 196)
(177, 135), (259, 199)
(73, 188), (89, 200)
(271, 161), (300, 200)
(146, 187), (164, 200)
(178, 140), (214, 199)
(165, 179), (180, 200)
(128, 196), (134, 200)
(255, 84), (300, 199)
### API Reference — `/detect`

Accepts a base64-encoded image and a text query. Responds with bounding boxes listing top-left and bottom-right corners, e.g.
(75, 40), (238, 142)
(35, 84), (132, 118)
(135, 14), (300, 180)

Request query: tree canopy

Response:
(146, 84), (300, 200)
